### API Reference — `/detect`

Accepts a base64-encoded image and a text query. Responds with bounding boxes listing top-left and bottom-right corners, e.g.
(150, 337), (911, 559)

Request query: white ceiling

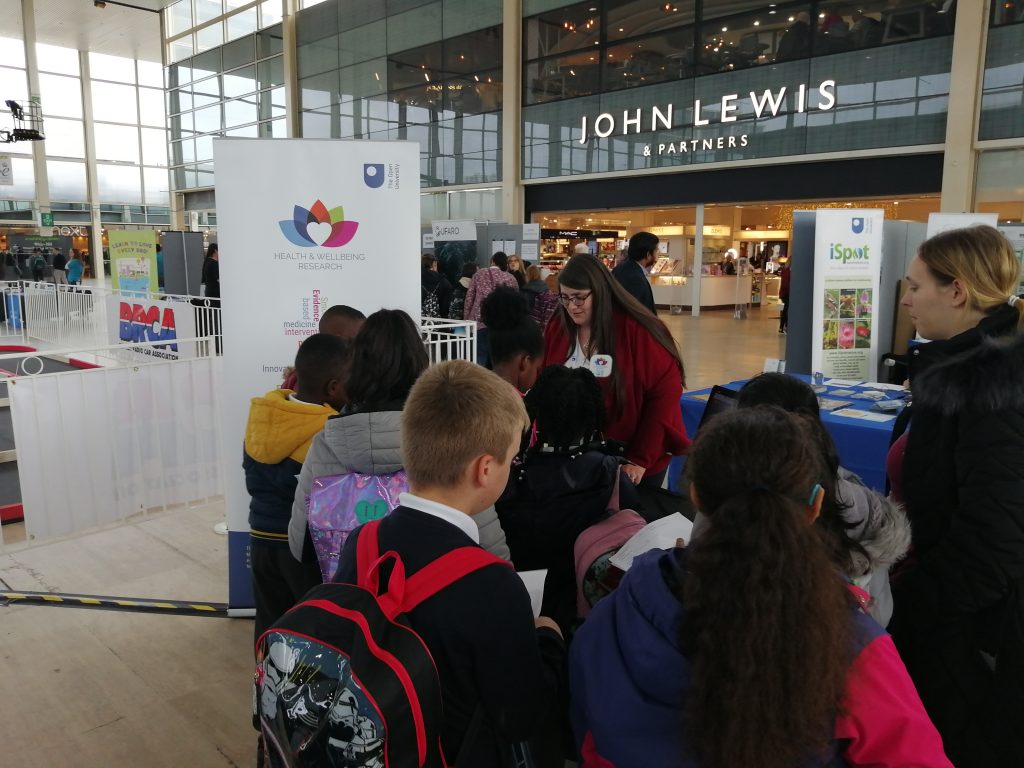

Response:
(0, 0), (170, 63)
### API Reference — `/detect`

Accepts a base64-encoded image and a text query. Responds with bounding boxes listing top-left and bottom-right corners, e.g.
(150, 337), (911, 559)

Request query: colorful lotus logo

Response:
(279, 200), (359, 247)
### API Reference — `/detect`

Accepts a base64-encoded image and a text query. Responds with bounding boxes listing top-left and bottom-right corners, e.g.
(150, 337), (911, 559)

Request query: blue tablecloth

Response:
(669, 376), (905, 493)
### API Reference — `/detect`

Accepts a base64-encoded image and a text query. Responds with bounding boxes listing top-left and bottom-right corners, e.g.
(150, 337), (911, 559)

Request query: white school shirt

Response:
(398, 492), (480, 544)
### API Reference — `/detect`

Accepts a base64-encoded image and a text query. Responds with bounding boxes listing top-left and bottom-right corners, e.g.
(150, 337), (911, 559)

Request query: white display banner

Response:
(432, 220), (476, 241)
(105, 295), (197, 360)
(926, 212), (998, 238)
(214, 138), (421, 609)
(812, 209), (884, 381)
(9, 357), (223, 543)
(0, 154), (12, 186)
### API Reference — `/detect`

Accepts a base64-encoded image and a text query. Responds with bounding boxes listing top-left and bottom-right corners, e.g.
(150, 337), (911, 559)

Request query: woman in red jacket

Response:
(544, 254), (689, 493)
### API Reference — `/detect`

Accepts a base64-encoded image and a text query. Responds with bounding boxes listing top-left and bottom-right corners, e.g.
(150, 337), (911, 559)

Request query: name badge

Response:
(590, 354), (613, 378)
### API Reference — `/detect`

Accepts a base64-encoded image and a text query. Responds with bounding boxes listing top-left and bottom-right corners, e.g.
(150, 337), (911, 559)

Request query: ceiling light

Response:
(753, 20), (760, 26)
(722, 26), (728, 31)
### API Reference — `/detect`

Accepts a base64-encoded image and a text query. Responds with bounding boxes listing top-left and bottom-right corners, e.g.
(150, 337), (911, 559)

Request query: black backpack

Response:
(422, 283), (441, 319)
(255, 519), (508, 767)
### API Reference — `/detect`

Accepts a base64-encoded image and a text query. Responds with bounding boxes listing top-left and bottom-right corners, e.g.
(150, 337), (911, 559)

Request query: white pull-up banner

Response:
(214, 138), (421, 610)
(811, 209), (884, 382)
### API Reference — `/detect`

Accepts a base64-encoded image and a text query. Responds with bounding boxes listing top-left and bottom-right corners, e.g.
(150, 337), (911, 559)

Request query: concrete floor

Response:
(0, 305), (784, 767)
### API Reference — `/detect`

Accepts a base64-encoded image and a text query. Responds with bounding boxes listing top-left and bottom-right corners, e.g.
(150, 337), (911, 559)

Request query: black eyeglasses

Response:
(557, 291), (592, 307)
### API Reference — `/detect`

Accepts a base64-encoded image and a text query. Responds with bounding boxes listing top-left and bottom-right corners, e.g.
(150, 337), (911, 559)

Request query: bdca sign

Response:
(120, 301), (179, 351)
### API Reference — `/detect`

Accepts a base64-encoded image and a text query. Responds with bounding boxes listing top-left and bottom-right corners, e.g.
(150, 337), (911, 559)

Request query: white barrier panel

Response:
(422, 318), (477, 364)
(8, 353), (224, 544)
(215, 138), (422, 609)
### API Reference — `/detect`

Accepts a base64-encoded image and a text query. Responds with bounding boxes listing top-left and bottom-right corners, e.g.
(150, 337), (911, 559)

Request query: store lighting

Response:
(424, 73), (430, 81)
(474, 75), (479, 81)
(374, 72), (380, 80)
(722, 26), (728, 31)
(753, 20), (760, 26)
(789, 16), (795, 21)
(569, 70), (576, 75)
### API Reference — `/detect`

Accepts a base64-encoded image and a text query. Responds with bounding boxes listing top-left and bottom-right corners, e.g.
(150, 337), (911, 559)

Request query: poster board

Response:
(214, 138), (420, 611)
(926, 212), (998, 238)
(106, 295), (197, 360)
(109, 230), (158, 295)
(811, 209), (884, 381)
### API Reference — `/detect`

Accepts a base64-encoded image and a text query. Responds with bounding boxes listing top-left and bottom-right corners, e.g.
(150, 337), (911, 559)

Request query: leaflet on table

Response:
(818, 397), (853, 411)
(609, 513), (694, 571)
(831, 408), (896, 422)
(825, 378), (863, 387)
(517, 570), (547, 618)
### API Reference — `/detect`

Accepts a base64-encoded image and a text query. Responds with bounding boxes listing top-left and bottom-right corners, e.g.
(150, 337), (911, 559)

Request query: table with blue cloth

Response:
(668, 375), (906, 493)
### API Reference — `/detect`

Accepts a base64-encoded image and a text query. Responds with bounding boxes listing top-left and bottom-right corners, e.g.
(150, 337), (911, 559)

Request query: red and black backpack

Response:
(255, 519), (508, 767)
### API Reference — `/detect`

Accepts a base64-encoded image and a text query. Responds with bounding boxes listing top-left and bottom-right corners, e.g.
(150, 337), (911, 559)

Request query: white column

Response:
(79, 50), (106, 288)
(939, 1), (989, 212)
(691, 204), (704, 317)
(282, 0), (300, 138)
(501, 0), (524, 224)
(21, 0), (50, 231)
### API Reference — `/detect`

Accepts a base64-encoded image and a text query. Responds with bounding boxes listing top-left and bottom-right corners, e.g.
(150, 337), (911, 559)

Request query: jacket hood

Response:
(422, 269), (447, 289)
(610, 549), (690, 706)
(837, 468), (912, 575)
(458, 276), (472, 289)
(914, 325), (1024, 415)
(315, 409), (403, 474)
(909, 303), (1020, 385)
(244, 389), (335, 464)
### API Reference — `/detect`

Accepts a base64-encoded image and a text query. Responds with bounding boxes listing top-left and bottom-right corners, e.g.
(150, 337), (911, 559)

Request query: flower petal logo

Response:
(279, 199), (359, 247)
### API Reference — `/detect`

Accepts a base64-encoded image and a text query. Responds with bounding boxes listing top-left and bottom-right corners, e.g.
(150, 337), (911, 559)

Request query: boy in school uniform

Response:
(334, 360), (566, 766)
(244, 333), (350, 642)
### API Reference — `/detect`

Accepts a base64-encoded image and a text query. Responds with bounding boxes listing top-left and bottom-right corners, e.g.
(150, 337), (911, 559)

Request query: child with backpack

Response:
(480, 286), (544, 394)
(570, 407), (951, 768)
(244, 333), (350, 642)
(258, 361), (566, 766)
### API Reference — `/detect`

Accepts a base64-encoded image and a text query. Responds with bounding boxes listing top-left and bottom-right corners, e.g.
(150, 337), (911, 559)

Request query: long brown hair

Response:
(556, 255), (685, 403)
(682, 406), (852, 768)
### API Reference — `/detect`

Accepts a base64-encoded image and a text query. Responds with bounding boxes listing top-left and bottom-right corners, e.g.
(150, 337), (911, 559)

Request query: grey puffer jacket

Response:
(837, 468), (911, 626)
(289, 409), (509, 562)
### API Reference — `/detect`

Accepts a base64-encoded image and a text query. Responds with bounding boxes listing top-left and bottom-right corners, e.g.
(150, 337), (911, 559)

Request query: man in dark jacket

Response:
(612, 231), (658, 315)
(422, 254), (453, 318)
(243, 333), (349, 642)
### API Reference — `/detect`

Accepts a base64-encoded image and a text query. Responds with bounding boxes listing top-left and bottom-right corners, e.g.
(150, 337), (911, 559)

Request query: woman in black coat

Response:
(889, 225), (1024, 767)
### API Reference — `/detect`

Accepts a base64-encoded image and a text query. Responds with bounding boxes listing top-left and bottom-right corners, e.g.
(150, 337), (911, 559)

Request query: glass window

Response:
(95, 123), (141, 163)
(335, 0), (387, 33)
(259, 87), (287, 119)
(992, 0), (1024, 26)
(698, 3), (811, 74)
(813, 0), (954, 47)
(144, 167), (170, 205)
(225, 95), (259, 126)
(0, 67), (29, 105)
(38, 73), (82, 118)
(195, 134), (215, 161)
(258, 56), (284, 88)
(525, 1), (600, 62)
(223, 66), (257, 97)
(197, 22), (225, 52)
(340, 59), (387, 102)
(196, 0), (224, 25)
(98, 164), (143, 204)
(339, 20), (386, 67)
(36, 43), (80, 76)
(525, 53), (601, 105)
(223, 34), (255, 70)
(299, 71), (339, 110)
(227, 7), (259, 41)
(172, 138), (196, 164)
(137, 60), (164, 89)
(607, 0), (695, 43)
(194, 104), (223, 133)
(604, 26), (695, 90)
(297, 37), (340, 78)
(0, 36), (26, 69)
(387, 2), (443, 53)
(192, 49), (222, 80)
(258, 25), (285, 58)
(5, 156), (34, 198)
(193, 76), (223, 107)
(91, 81), (138, 124)
(170, 37), (194, 63)
(445, 69), (502, 115)
(141, 127), (168, 166)
(138, 87), (165, 126)
(42, 117), (85, 158)
(89, 52), (135, 84)
(444, 26), (502, 75)
(388, 42), (443, 92)
(261, 0), (284, 28)
(167, 0), (194, 37)
(47, 160), (88, 201)
(259, 117), (287, 137)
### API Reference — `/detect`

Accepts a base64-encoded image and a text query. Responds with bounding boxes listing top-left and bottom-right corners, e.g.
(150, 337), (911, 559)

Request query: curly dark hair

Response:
(681, 406), (852, 768)
(524, 365), (605, 450)
(480, 286), (544, 365)
(345, 309), (428, 411)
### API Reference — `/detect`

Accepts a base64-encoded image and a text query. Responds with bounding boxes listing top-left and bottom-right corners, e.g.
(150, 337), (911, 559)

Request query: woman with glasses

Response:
(543, 254), (688, 498)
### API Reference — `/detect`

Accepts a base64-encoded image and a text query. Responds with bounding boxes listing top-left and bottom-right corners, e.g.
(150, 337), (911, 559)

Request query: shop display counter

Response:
(652, 275), (752, 309)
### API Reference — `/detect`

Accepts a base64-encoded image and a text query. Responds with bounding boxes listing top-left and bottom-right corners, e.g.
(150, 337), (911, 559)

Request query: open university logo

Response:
(363, 164), (385, 188)
(851, 217), (865, 234)
(279, 200), (359, 247)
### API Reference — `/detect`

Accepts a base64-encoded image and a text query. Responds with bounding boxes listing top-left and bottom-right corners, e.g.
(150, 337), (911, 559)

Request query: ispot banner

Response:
(214, 138), (420, 612)
(811, 209), (884, 381)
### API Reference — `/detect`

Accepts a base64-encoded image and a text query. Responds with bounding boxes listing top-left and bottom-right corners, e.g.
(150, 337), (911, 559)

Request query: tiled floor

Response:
(0, 305), (784, 767)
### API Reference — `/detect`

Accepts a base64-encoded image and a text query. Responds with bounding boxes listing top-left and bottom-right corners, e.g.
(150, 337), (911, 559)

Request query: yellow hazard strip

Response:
(42, 595), (62, 602)
(191, 604), (217, 611)
(79, 598), (101, 605)
(2, 592), (227, 615)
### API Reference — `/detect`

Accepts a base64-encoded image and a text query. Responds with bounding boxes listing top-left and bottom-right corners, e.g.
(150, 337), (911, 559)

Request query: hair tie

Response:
(1009, 295), (1022, 308)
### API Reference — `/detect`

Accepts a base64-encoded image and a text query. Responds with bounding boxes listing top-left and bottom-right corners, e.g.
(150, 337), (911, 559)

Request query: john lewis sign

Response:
(578, 79), (837, 157)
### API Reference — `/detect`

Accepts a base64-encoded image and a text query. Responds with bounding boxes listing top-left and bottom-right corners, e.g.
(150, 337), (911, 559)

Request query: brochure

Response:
(832, 408), (896, 422)
(609, 514), (694, 571)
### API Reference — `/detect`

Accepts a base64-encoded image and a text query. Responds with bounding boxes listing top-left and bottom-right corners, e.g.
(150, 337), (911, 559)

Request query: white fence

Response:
(2, 338), (224, 550)
(421, 317), (477, 363)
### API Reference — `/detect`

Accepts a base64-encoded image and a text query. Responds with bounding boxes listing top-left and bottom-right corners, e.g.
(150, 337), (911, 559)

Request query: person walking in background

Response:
(570, 407), (952, 768)
(156, 243), (165, 291)
(507, 254), (527, 289)
(778, 257), (791, 334)
(30, 248), (45, 282)
(200, 242), (221, 352)
(51, 248), (67, 285)
(202, 242), (220, 301)
(522, 264), (559, 329)
(544, 254), (688, 509)
(612, 231), (658, 315)
(66, 250), (84, 285)
(421, 254), (453, 319)
(888, 225), (1024, 767)
(448, 262), (478, 321)
(465, 251), (519, 367)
